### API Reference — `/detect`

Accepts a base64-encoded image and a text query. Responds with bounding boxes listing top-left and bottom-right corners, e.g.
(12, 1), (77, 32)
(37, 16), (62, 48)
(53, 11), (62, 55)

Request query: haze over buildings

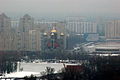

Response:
(0, 13), (120, 51)
(1, 0), (120, 18)
(0, 0), (120, 51)
(1, 1), (120, 79)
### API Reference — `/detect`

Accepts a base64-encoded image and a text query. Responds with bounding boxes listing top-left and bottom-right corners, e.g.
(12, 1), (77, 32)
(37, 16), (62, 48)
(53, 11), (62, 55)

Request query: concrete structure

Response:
(18, 14), (35, 51)
(65, 17), (97, 34)
(84, 42), (120, 53)
(29, 29), (41, 51)
(105, 20), (120, 39)
(11, 20), (19, 28)
(0, 13), (16, 51)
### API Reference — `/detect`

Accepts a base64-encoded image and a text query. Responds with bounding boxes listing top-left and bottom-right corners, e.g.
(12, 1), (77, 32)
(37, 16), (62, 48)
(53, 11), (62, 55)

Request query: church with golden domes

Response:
(41, 27), (66, 50)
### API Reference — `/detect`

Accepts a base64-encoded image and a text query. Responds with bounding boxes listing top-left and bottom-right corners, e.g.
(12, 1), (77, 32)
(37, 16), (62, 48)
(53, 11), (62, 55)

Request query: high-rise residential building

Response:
(65, 17), (97, 34)
(18, 14), (35, 51)
(19, 14), (34, 32)
(96, 17), (106, 36)
(29, 29), (41, 51)
(66, 21), (97, 34)
(0, 13), (11, 32)
(105, 20), (120, 39)
(0, 13), (16, 51)
(11, 20), (19, 28)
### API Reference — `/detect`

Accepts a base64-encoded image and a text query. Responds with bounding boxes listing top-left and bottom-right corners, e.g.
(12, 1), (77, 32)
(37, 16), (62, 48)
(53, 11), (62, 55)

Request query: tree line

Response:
(0, 51), (21, 74)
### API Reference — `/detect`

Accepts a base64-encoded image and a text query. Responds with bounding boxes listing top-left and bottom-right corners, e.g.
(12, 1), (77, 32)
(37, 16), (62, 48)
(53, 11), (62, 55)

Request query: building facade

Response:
(105, 20), (120, 39)
(18, 14), (35, 51)
(65, 17), (97, 34)
(0, 13), (16, 51)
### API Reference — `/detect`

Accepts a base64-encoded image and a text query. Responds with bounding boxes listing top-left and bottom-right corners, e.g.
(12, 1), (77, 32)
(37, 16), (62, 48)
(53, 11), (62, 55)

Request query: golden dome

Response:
(51, 27), (57, 33)
(51, 29), (57, 33)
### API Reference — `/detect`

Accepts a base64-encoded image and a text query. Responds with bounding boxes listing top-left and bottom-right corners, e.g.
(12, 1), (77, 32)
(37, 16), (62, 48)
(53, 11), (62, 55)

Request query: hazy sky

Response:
(0, 0), (120, 18)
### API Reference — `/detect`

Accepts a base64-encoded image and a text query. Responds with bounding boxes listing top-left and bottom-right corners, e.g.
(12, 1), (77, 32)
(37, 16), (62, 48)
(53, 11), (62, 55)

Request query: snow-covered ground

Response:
(21, 62), (65, 73)
(1, 62), (69, 78)
(5, 71), (40, 78)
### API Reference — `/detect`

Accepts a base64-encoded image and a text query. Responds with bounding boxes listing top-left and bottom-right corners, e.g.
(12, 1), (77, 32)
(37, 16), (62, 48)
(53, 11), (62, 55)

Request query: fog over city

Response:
(0, 0), (120, 18)
(1, 0), (120, 80)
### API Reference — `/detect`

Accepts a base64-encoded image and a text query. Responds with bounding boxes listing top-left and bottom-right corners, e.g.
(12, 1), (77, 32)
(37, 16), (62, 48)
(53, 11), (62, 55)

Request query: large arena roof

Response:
(95, 42), (120, 48)
(85, 42), (120, 54)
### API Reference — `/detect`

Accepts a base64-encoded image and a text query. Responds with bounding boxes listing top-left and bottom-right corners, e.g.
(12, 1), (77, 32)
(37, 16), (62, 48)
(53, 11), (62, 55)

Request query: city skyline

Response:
(0, 13), (120, 51)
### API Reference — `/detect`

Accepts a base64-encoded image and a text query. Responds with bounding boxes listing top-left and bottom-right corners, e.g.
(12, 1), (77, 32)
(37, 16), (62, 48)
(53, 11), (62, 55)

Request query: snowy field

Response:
(1, 62), (76, 78)
(21, 62), (65, 73)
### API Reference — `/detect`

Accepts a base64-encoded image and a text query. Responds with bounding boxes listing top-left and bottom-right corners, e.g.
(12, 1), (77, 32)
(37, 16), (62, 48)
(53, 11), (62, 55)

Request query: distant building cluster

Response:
(105, 20), (120, 39)
(0, 13), (66, 51)
(0, 13), (120, 51)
